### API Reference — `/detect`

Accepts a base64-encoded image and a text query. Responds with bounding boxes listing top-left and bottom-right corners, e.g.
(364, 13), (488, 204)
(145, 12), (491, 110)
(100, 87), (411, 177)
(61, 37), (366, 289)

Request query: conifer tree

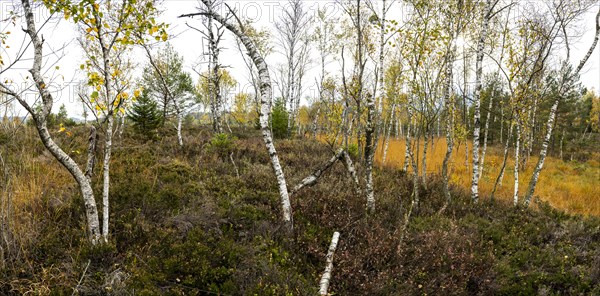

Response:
(127, 91), (162, 140)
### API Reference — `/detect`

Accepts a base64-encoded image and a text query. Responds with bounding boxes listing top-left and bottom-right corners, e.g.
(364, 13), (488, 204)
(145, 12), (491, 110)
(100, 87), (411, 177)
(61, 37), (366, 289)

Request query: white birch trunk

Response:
(290, 149), (344, 196)
(85, 126), (98, 181)
(187, 3), (293, 228)
(479, 92), (494, 181)
(471, 0), (493, 203)
(341, 151), (361, 194)
(397, 118), (401, 138)
(500, 102), (504, 144)
(318, 231), (340, 296)
(402, 120), (411, 172)
(382, 104), (396, 165)
(365, 99), (376, 212)
(101, 115), (113, 242)
(442, 40), (456, 203)
(513, 122), (521, 206)
(524, 9), (600, 206)
(4, 0), (101, 244)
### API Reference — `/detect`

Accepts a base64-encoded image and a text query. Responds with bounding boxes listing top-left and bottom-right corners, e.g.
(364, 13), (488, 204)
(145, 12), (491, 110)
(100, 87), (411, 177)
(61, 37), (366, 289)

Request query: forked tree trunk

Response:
(97, 17), (115, 242)
(4, 0), (101, 244)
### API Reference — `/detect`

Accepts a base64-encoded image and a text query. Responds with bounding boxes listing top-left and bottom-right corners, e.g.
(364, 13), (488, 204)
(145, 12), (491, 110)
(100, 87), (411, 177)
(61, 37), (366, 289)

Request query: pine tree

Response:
(127, 91), (162, 140)
(271, 98), (289, 139)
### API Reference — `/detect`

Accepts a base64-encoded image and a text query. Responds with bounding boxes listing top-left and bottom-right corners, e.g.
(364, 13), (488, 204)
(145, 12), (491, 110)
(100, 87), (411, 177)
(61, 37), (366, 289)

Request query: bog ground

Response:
(1, 126), (599, 295)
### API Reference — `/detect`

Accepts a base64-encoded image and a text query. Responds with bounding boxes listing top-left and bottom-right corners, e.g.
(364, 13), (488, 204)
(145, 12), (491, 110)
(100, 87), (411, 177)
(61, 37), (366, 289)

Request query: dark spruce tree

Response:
(127, 90), (162, 140)
(271, 98), (289, 139)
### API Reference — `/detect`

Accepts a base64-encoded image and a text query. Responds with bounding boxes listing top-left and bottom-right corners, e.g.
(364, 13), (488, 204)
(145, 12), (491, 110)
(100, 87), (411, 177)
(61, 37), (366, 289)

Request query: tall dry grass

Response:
(374, 137), (600, 216)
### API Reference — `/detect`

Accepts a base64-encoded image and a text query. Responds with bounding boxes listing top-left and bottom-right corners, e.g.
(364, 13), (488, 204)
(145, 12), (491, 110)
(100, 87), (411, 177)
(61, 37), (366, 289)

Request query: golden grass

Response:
(373, 137), (600, 216)
(4, 149), (73, 247)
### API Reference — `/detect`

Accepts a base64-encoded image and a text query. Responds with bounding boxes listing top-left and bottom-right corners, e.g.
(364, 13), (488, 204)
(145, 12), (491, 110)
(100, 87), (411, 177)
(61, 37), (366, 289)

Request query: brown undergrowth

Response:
(0, 125), (598, 295)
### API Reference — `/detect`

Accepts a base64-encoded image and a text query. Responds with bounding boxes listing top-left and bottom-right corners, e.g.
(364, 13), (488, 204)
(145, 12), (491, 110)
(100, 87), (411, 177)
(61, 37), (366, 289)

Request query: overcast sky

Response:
(1, 0), (598, 119)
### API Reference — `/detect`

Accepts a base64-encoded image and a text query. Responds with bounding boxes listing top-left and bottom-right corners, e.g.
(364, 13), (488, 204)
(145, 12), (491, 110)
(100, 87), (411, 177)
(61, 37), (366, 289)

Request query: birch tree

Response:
(275, 0), (311, 136)
(524, 4), (600, 206)
(470, 0), (498, 203)
(0, 0), (102, 244)
(181, 1), (293, 229)
(139, 44), (196, 147)
(44, 0), (167, 242)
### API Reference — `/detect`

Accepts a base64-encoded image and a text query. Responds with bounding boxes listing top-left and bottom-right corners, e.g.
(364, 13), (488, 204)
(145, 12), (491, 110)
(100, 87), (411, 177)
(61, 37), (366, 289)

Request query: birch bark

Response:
(318, 231), (340, 296)
(182, 2), (293, 228)
(524, 8), (600, 206)
(0, 0), (101, 244)
(471, 0), (494, 203)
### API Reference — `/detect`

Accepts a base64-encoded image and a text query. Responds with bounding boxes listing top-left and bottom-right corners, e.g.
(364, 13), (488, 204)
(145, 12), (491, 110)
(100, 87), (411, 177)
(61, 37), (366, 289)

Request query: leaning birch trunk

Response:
(524, 9), (600, 206)
(318, 231), (340, 296)
(479, 91), (494, 181)
(39, 123), (101, 243)
(341, 151), (361, 194)
(183, 3), (293, 228)
(490, 120), (513, 200)
(471, 0), (493, 204)
(290, 148), (344, 196)
(6, 0), (101, 244)
(513, 122), (521, 206)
